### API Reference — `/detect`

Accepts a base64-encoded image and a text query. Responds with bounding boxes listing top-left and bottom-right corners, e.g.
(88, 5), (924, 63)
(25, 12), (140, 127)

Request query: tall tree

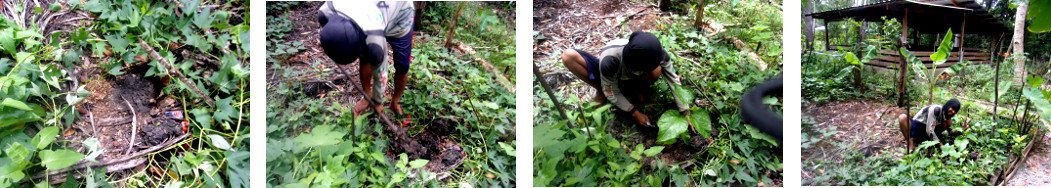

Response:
(1011, 1), (1028, 80)
(693, 0), (707, 29)
(443, 2), (466, 49)
(803, 0), (815, 51)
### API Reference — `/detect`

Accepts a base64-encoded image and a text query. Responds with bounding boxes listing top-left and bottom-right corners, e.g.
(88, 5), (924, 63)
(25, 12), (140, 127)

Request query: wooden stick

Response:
(456, 43), (516, 93)
(139, 39), (216, 107)
(121, 96), (137, 156)
(532, 62), (573, 126)
(333, 64), (397, 130)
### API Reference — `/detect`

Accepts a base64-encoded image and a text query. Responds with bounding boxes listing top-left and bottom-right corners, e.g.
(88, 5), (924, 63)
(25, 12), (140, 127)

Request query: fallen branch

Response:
(455, 42), (516, 93)
(139, 39), (215, 107)
(700, 20), (768, 70)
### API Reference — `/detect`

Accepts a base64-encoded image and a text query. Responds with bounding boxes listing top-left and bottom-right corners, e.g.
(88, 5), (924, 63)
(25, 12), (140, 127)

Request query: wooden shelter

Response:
(806, 0), (1010, 106)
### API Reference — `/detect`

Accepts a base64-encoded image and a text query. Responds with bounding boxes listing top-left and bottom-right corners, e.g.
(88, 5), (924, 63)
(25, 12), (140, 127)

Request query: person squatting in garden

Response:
(560, 31), (690, 127)
(897, 98), (967, 152)
(317, 1), (414, 116)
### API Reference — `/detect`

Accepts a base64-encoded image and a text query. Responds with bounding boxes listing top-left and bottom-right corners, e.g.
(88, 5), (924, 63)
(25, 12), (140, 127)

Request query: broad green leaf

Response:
(1028, 0), (1051, 33)
(294, 125), (345, 149)
(207, 134), (232, 150)
(213, 96), (236, 124)
(5, 142), (30, 163)
(498, 142), (516, 157)
(408, 159), (429, 169)
(39, 149), (84, 171)
(930, 29), (953, 65)
(14, 30), (43, 39)
(1027, 75), (1044, 88)
(104, 35), (129, 54)
(15, 52), (34, 64)
(843, 52), (860, 65)
(689, 108), (712, 138)
(657, 110), (688, 144)
(673, 84), (694, 106)
(193, 7), (215, 30)
(1023, 87), (1051, 124)
(642, 146), (664, 157)
(735, 168), (756, 182)
(82, 137), (103, 162)
(533, 121), (566, 149)
(0, 29), (15, 55)
(900, 47), (928, 79)
(31, 126), (60, 148)
(1, 98), (32, 111)
(918, 140), (939, 149)
(389, 172), (406, 187)
(746, 124), (779, 146)
(225, 150), (250, 188)
(182, 0), (200, 16)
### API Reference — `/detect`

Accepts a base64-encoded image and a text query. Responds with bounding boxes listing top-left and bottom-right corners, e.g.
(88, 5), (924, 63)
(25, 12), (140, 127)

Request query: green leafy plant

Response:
(902, 29), (954, 105)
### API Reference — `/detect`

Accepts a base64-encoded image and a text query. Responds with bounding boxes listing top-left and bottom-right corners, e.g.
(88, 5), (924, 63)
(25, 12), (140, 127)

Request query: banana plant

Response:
(901, 29), (954, 105)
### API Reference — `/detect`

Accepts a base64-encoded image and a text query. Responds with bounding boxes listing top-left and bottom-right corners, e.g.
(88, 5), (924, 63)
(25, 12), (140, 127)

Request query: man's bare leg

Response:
(561, 49), (606, 105)
(355, 63), (374, 116)
(390, 72), (408, 115)
(898, 114), (912, 152)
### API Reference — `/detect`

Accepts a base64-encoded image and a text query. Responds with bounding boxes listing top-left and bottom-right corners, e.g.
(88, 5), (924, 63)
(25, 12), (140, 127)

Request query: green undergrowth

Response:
(803, 114), (1037, 186)
(266, 2), (515, 187)
(533, 1), (782, 186)
(2, 0), (249, 187)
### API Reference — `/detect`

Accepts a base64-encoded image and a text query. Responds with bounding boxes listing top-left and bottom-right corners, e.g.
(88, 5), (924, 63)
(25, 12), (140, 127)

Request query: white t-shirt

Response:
(318, 1), (414, 38)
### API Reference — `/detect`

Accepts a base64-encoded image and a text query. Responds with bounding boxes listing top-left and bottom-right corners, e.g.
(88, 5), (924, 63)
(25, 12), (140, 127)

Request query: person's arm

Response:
(659, 55), (689, 112)
(602, 74), (633, 113)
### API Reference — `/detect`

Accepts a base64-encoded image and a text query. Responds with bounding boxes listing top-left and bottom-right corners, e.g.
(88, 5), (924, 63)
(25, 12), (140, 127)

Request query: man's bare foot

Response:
(354, 99), (370, 116)
(373, 105), (386, 114)
(390, 103), (404, 116)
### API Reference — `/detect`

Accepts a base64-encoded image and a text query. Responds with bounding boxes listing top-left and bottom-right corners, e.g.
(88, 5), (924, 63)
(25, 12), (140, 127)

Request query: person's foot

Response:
(354, 98), (370, 116)
(391, 102), (404, 116)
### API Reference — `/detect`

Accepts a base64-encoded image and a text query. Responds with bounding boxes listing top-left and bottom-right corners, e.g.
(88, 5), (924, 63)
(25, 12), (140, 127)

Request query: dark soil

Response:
(68, 66), (185, 162)
(387, 118), (465, 174)
(140, 118), (183, 146)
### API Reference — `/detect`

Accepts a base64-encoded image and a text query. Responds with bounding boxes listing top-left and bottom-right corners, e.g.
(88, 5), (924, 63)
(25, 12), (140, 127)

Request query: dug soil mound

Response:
(388, 118), (465, 176)
(67, 66), (187, 166)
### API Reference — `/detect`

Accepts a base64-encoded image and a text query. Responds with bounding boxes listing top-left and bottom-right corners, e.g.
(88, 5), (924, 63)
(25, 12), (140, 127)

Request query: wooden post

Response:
(959, 13), (966, 64)
(990, 35), (996, 63)
(898, 9), (910, 107)
(825, 20), (830, 51)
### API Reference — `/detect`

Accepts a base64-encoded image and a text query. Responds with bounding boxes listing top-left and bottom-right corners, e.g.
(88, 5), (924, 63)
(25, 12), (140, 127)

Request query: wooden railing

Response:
(866, 48), (992, 69)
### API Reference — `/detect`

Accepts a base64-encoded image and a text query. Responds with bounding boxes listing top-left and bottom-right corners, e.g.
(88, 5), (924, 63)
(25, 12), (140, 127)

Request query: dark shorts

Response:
(387, 25), (414, 74)
(910, 119), (931, 144)
(576, 49), (601, 84)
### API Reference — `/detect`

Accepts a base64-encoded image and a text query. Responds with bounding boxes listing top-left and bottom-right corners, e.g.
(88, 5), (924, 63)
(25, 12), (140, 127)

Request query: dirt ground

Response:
(801, 101), (906, 178)
(67, 66), (186, 161)
(533, 0), (666, 98)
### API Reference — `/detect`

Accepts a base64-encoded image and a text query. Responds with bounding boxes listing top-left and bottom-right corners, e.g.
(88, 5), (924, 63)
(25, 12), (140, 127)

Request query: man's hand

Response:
(632, 110), (652, 127)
